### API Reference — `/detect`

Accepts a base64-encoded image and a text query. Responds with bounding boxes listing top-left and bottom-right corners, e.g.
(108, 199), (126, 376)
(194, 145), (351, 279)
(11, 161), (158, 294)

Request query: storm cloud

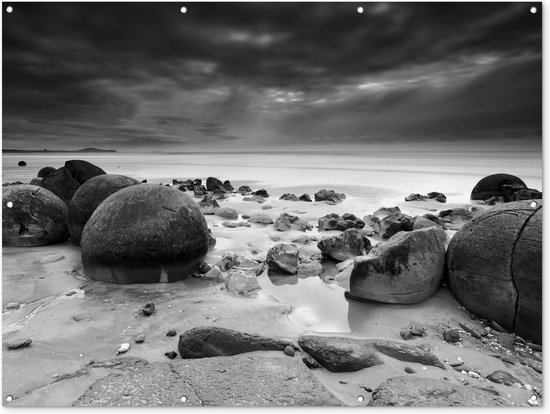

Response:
(2, 2), (542, 151)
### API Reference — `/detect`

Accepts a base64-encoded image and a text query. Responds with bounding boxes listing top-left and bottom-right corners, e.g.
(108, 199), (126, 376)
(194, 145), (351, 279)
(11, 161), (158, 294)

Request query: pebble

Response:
(7, 339), (32, 350)
(361, 386), (373, 393)
(339, 380), (347, 384)
(400, 330), (414, 340)
(164, 351), (178, 359)
(166, 330), (177, 337)
(449, 361), (464, 367)
(404, 367), (415, 374)
(409, 326), (426, 336)
(5, 302), (21, 310)
(142, 303), (155, 316)
(116, 343), (130, 355)
(443, 328), (461, 343)
(302, 356), (321, 369)
(468, 371), (481, 379)
(135, 334), (145, 343)
(283, 345), (295, 357)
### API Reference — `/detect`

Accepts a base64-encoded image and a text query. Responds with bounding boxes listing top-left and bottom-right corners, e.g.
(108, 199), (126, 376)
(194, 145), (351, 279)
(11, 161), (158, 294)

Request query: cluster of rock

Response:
(3, 160), (218, 285)
(279, 193), (313, 202)
(470, 173), (542, 203)
(405, 191), (446, 203)
(314, 189), (346, 204)
(318, 213), (365, 231)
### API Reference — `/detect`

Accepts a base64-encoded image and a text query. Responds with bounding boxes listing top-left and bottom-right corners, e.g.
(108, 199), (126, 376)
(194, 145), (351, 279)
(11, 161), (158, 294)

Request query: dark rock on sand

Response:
(135, 334), (145, 343)
(2, 181), (24, 186)
(166, 330), (177, 337)
(284, 345), (296, 357)
(298, 336), (445, 373)
(141, 179), (147, 183)
(178, 326), (294, 358)
(37, 166), (57, 178)
(18, 160), (27, 166)
(222, 180), (234, 192)
(64, 160), (106, 184)
(314, 189), (346, 204)
(206, 177), (224, 191)
(404, 367), (416, 374)
(318, 228), (372, 261)
(266, 243), (299, 274)
(427, 192), (447, 203)
(447, 200), (542, 344)
(212, 189), (226, 199)
(368, 376), (513, 407)
(237, 185), (252, 194)
(248, 213), (274, 224)
(486, 370), (524, 385)
(512, 188), (542, 201)
(302, 356), (322, 369)
(36, 167), (81, 204)
(405, 193), (427, 202)
(318, 213), (365, 231)
(379, 213), (414, 239)
(443, 328), (461, 343)
(252, 189), (269, 198)
(299, 194), (312, 202)
(7, 338), (32, 350)
(142, 303), (155, 316)
(3, 184), (69, 246)
(193, 185), (207, 198)
(279, 193), (299, 201)
(81, 185), (210, 284)
(198, 194), (220, 214)
(164, 351), (178, 359)
(68, 174), (140, 245)
(470, 173), (527, 201)
(349, 227), (447, 304)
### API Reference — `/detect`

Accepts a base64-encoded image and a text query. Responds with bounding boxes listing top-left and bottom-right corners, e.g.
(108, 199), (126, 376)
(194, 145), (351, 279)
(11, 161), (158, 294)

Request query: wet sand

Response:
(2, 182), (543, 407)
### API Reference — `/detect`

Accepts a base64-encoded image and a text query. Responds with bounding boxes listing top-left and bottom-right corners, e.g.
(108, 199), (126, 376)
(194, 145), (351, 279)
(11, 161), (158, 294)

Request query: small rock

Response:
(166, 330), (177, 337)
(299, 194), (312, 202)
(164, 351), (178, 359)
(400, 330), (414, 340)
(116, 343), (130, 355)
(449, 361), (464, 367)
(339, 380), (347, 384)
(5, 302), (20, 310)
(443, 328), (461, 343)
(198, 263), (212, 274)
(468, 371), (481, 379)
(7, 339), (32, 350)
(302, 356), (321, 369)
(283, 345), (295, 357)
(486, 370), (523, 386)
(135, 334), (145, 343)
(409, 326), (426, 336)
(404, 367), (415, 374)
(142, 303), (155, 316)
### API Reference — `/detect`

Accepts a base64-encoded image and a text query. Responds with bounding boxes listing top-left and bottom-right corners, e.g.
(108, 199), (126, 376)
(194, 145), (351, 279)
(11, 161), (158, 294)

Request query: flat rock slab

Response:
(298, 335), (445, 372)
(75, 354), (342, 407)
(368, 376), (514, 407)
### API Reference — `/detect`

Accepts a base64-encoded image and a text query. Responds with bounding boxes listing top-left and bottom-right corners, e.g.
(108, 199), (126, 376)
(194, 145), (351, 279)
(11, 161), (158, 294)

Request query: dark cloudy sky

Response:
(2, 2), (542, 152)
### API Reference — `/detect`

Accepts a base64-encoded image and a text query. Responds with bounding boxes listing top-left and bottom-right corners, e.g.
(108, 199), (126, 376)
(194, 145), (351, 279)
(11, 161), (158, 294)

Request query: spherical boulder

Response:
(2, 184), (69, 246)
(470, 173), (527, 201)
(37, 166), (57, 178)
(81, 185), (211, 284)
(64, 160), (106, 184)
(447, 200), (542, 344)
(18, 161), (27, 167)
(68, 174), (140, 245)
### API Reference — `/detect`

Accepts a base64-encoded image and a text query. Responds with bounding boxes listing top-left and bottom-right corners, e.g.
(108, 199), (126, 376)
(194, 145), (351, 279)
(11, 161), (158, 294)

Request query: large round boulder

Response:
(447, 200), (542, 344)
(64, 160), (106, 184)
(81, 185), (210, 284)
(348, 226), (447, 304)
(37, 166), (57, 178)
(68, 174), (140, 245)
(470, 173), (527, 201)
(2, 184), (69, 246)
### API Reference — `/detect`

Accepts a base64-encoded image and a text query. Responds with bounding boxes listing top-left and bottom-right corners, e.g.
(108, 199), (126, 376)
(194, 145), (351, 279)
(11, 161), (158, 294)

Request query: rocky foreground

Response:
(2, 162), (543, 407)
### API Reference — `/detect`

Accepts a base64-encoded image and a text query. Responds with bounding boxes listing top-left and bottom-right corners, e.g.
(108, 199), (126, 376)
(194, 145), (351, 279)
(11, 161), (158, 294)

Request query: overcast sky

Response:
(2, 2), (542, 152)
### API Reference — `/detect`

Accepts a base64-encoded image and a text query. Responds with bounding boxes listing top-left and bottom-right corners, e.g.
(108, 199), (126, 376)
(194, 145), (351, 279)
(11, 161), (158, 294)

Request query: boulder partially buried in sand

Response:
(64, 160), (106, 184)
(2, 184), (69, 246)
(68, 174), (140, 245)
(470, 173), (527, 201)
(348, 226), (447, 304)
(35, 167), (81, 204)
(81, 185), (210, 284)
(447, 200), (542, 344)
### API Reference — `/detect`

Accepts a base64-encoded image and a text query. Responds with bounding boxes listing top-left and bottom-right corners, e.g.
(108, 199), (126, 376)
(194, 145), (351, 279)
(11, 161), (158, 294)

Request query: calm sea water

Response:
(2, 151), (542, 205)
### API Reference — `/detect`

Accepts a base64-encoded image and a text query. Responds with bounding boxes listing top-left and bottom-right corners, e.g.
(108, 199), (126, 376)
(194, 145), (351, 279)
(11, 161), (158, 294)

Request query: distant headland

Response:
(3, 148), (117, 153)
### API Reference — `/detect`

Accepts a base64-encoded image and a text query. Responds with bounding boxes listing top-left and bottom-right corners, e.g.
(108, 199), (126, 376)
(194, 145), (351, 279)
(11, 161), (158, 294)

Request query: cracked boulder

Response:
(447, 200), (542, 344)
(81, 184), (210, 283)
(178, 326), (295, 358)
(2, 184), (69, 246)
(348, 226), (447, 304)
(297, 335), (445, 372)
(68, 174), (140, 245)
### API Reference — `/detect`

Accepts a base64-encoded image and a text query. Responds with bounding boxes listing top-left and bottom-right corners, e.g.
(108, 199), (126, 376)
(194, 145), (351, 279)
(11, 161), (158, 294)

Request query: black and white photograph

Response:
(1, 1), (543, 407)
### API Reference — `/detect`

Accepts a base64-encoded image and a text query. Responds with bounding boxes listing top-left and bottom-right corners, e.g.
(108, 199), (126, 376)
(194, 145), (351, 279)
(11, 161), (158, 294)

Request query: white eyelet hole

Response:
(531, 7), (537, 14)
(6, 6), (13, 13)
(6, 201), (13, 208)
(180, 6), (187, 14)
(6, 395), (13, 402)
(357, 395), (364, 402)
(530, 201), (537, 208)
(181, 396), (187, 402)
(357, 7), (364, 14)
